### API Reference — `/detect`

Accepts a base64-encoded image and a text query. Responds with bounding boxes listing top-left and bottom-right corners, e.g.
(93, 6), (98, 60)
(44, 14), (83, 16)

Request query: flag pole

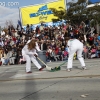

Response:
(18, 7), (22, 29)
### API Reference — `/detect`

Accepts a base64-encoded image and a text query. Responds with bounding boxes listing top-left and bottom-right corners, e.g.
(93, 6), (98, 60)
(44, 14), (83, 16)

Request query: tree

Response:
(50, 7), (67, 22)
(87, 4), (100, 26)
(50, 0), (100, 26)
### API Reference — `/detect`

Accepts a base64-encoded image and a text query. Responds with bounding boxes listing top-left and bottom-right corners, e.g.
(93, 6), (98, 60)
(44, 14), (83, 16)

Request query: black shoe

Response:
(39, 67), (44, 71)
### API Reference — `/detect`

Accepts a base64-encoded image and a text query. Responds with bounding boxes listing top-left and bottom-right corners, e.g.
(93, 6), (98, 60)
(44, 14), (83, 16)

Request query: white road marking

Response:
(10, 71), (47, 78)
(10, 73), (39, 78)
(5, 70), (47, 73)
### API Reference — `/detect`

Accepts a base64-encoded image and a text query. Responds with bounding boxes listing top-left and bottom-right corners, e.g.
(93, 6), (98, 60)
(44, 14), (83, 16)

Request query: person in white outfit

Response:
(65, 37), (86, 72)
(22, 39), (45, 73)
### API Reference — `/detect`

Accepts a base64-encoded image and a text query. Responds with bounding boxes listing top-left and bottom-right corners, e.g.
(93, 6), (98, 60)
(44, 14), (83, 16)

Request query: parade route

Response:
(0, 59), (100, 100)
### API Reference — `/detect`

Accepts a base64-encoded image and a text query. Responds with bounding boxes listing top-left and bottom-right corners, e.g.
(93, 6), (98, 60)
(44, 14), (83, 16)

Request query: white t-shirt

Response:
(1, 31), (5, 36)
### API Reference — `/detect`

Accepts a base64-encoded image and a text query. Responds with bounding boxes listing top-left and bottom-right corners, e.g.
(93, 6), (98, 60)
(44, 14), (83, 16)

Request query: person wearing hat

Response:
(65, 37), (86, 72)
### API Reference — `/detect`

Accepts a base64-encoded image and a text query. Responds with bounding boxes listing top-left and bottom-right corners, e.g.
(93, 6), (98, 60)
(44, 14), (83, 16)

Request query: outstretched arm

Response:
(35, 42), (41, 51)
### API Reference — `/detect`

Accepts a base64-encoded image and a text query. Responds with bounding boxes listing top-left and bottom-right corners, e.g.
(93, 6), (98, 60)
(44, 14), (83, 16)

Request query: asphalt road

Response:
(0, 59), (100, 100)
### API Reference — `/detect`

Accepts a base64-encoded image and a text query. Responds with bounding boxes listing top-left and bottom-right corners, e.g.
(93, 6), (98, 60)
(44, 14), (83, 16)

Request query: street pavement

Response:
(0, 59), (100, 100)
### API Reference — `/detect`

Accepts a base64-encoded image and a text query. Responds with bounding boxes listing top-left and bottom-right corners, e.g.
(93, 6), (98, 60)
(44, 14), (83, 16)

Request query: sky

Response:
(0, 0), (79, 27)
(90, 0), (100, 3)
(0, 0), (99, 27)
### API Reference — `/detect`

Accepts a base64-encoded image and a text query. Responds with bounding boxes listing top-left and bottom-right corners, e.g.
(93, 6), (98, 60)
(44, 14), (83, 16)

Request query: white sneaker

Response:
(82, 67), (87, 70)
(67, 68), (71, 72)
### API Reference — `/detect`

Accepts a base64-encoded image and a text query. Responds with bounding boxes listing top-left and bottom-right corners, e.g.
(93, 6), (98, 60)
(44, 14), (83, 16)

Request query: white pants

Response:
(67, 45), (85, 69)
(24, 54), (41, 72)
(10, 57), (15, 64)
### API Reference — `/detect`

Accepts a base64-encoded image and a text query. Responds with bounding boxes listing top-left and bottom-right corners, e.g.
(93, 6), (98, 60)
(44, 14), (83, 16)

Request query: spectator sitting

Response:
(63, 46), (68, 60)
(0, 49), (5, 65)
(5, 49), (12, 65)
(96, 44), (100, 58)
(57, 47), (63, 61)
(9, 51), (17, 65)
(50, 48), (58, 61)
(90, 45), (97, 58)
(46, 46), (52, 62)
(19, 56), (26, 64)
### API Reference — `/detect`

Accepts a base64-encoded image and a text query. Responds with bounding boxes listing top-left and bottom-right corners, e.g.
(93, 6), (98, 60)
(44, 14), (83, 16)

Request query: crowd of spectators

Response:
(0, 22), (100, 66)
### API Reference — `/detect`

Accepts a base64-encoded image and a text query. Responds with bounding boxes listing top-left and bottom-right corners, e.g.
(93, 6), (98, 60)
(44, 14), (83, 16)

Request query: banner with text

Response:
(20, 0), (66, 26)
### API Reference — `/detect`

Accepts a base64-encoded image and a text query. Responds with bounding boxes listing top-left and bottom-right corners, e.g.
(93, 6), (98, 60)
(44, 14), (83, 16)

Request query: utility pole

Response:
(97, 22), (100, 34)
(86, 0), (89, 6)
(0, 26), (1, 34)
